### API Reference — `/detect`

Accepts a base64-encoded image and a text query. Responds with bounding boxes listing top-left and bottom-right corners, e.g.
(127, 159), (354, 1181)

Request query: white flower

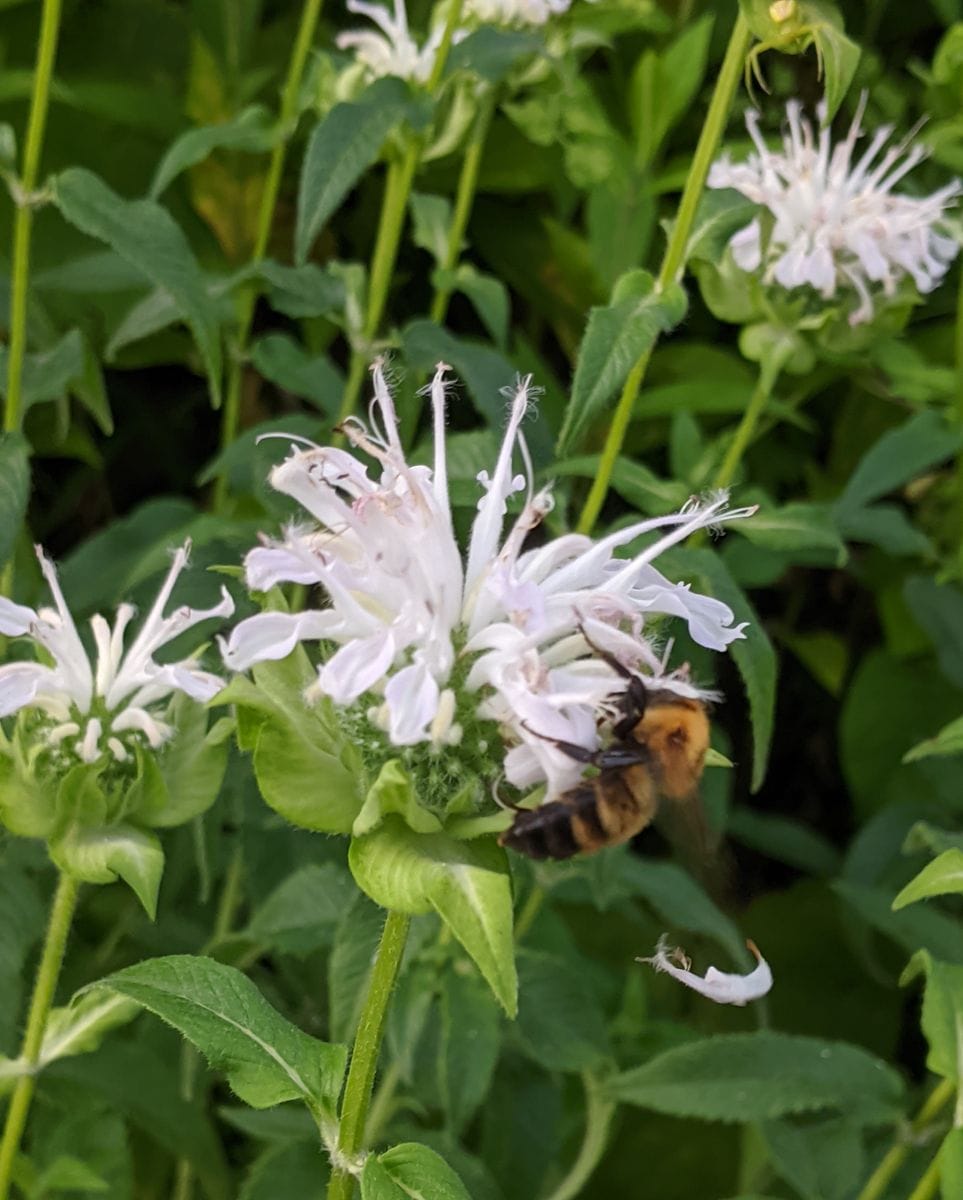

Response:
(708, 96), (961, 325)
(222, 361), (754, 800)
(639, 936), (773, 1006)
(0, 543), (233, 765)
(337, 0), (450, 83)
(463, 0), (570, 27)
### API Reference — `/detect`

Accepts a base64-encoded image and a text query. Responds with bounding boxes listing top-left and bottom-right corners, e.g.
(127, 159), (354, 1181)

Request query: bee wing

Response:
(655, 788), (734, 903)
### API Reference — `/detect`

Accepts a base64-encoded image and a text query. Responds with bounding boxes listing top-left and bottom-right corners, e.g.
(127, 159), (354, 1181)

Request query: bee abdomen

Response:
(499, 785), (607, 861)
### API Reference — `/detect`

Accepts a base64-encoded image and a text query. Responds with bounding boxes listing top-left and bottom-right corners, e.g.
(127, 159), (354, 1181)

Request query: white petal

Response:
(0, 597), (37, 636)
(383, 662), (440, 744)
(631, 576), (748, 650)
(317, 629), (396, 703)
(220, 610), (341, 671)
(0, 663), (56, 717)
(640, 937), (772, 1006)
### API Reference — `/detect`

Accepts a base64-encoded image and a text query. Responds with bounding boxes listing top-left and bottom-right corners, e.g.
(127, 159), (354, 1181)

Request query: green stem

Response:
(713, 346), (789, 492)
(856, 1078), (954, 1200)
(213, 0), (325, 512)
(541, 1071), (615, 1200)
(326, 911), (410, 1200)
(336, 0), (466, 425)
(429, 90), (496, 326)
(906, 1155), (941, 1200)
(955, 264), (963, 572)
(4, 0), (64, 434)
(575, 10), (751, 535)
(0, 873), (80, 1199)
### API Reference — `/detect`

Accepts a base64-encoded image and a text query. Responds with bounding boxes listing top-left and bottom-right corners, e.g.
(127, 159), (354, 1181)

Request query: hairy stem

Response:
(326, 910), (410, 1199)
(213, 0), (325, 512)
(429, 90), (496, 326)
(713, 345), (791, 491)
(575, 10), (751, 534)
(0, 873), (80, 1199)
(542, 1072), (616, 1200)
(856, 1078), (954, 1200)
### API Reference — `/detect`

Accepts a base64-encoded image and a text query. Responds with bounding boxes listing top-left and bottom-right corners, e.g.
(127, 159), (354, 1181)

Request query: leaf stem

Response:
(336, 0), (465, 425)
(0, 872), (80, 1199)
(713, 345), (790, 491)
(856, 1077), (955, 1200)
(429, 89), (496, 326)
(575, 10), (751, 535)
(4, 0), (64, 434)
(541, 1071), (615, 1200)
(906, 1154), (941, 1200)
(213, 0), (325, 512)
(326, 910), (410, 1199)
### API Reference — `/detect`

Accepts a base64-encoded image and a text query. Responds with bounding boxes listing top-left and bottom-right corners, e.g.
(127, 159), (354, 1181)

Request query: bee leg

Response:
(576, 621), (648, 731)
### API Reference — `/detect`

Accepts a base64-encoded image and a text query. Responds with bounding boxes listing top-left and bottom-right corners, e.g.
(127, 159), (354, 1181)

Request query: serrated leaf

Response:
(92, 956), (347, 1114)
(239, 1140), (328, 1199)
(904, 714), (963, 763)
(893, 850), (963, 909)
(812, 22), (860, 121)
(0, 432), (29, 569)
(296, 77), (411, 264)
(438, 965), (502, 1133)
(250, 333), (343, 415)
(52, 167), (222, 407)
(734, 503), (845, 564)
(836, 410), (962, 515)
(150, 105), (278, 197)
(558, 271), (687, 453)
(834, 881), (963, 965)
(350, 818), (517, 1015)
(900, 951), (963, 1081)
(362, 1143), (473, 1200)
(606, 1032), (904, 1123)
(37, 992), (139, 1071)
(515, 949), (610, 1072)
(246, 863), (356, 956)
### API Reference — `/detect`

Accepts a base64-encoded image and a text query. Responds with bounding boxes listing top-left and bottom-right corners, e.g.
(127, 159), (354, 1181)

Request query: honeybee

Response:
(498, 638), (710, 862)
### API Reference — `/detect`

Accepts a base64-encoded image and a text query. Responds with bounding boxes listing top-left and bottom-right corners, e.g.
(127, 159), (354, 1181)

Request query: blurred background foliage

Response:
(2, 0), (963, 1197)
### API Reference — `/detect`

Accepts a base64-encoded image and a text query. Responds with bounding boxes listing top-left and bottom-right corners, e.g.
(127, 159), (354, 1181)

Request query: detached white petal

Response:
(639, 937), (773, 1006)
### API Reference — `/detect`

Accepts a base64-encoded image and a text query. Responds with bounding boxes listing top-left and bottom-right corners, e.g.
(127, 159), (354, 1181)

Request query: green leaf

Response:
(92, 955), (347, 1114)
(903, 575), (963, 689)
(239, 1141), (328, 1199)
(515, 949), (610, 1072)
(558, 270), (687, 453)
(900, 951), (963, 1081)
(734, 503), (846, 564)
(150, 105), (278, 197)
(438, 965), (502, 1133)
(362, 1143), (473, 1200)
(761, 1115), (865, 1200)
(250, 333), (343, 415)
(443, 265), (511, 349)
(686, 187), (759, 267)
(893, 850), (963, 909)
(410, 192), (451, 264)
(551, 455), (689, 515)
(0, 328), (85, 417)
(904, 714), (963, 763)
(836, 410), (962, 515)
(52, 167), (223, 407)
(833, 881), (963, 965)
(835, 503), (933, 557)
(812, 21), (860, 121)
(0, 432), (29, 569)
(445, 26), (542, 82)
(401, 320), (521, 430)
(34, 1155), (109, 1194)
(252, 261), (346, 319)
(606, 1032), (904, 1123)
(328, 895), (386, 1045)
(728, 809), (841, 877)
(940, 1129), (963, 1198)
(50, 822), (164, 918)
(36, 992), (140, 1072)
(246, 863), (356, 957)
(296, 77), (411, 264)
(353, 760), (443, 837)
(349, 818), (517, 1015)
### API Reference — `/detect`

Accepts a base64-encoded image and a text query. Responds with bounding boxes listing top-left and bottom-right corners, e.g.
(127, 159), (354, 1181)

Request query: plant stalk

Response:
(575, 10), (751, 535)
(429, 89), (496, 326)
(906, 1155), (941, 1200)
(213, 0), (324, 512)
(3, 0), (63, 435)
(955, 263), (963, 572)
(713, 345), (790, 491)
(335, 0), (465, 425)
(326, 910), (410, 1200)
(542, 1071), (615, 1200)
(856, 1077), (954, 1200)
(0, 873), (80, 1199)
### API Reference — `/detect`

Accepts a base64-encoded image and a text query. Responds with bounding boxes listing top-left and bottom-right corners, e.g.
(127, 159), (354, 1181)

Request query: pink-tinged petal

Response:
(317, 629), (395, 703)
(220, 611), (341, 671)
(0, 663), (57, 717)
(639, 937), (772, 1006)
(383, 662), (440, 744)
(0, 597), (37, 636)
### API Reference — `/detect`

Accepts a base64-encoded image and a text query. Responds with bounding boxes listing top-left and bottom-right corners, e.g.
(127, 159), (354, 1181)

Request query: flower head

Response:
(639, 936), (773, 1006)
(0, 543), (233, 766)
(222, 362), (753, 804)
(708, 96), (961, 325)
(337, 0), (449, 83)
(463, 0), (571, 27)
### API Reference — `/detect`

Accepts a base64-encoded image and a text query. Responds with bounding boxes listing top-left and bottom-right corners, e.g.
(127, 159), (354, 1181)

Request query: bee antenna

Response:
(491, 774), (523, 813)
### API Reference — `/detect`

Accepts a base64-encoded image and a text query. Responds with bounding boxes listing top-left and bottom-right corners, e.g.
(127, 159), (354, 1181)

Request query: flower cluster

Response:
(0, 543), (232, 768)
(222, 362), (753, 803)
(336, 0), (450, 83)
(463, 0), (571, 27)
(709, 97), (960, 325)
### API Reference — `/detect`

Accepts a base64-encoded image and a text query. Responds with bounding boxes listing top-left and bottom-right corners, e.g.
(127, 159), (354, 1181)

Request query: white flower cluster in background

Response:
(463, 0), (571, 27)
(222, 362), (753, 801)
(0, 544), (232, 765)
(709, 96), (961, 325)
(337, 0), (450, 83)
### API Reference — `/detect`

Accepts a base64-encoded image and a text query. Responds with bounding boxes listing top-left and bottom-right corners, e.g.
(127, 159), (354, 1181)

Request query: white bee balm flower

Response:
(0, 543), (233, 764)
(464, 0), (571, 26)
(640, 936), (773, 1006)
(708, 96), (961, 325)
(222, 362), (754, 800)
(337, 0), (449, 83)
